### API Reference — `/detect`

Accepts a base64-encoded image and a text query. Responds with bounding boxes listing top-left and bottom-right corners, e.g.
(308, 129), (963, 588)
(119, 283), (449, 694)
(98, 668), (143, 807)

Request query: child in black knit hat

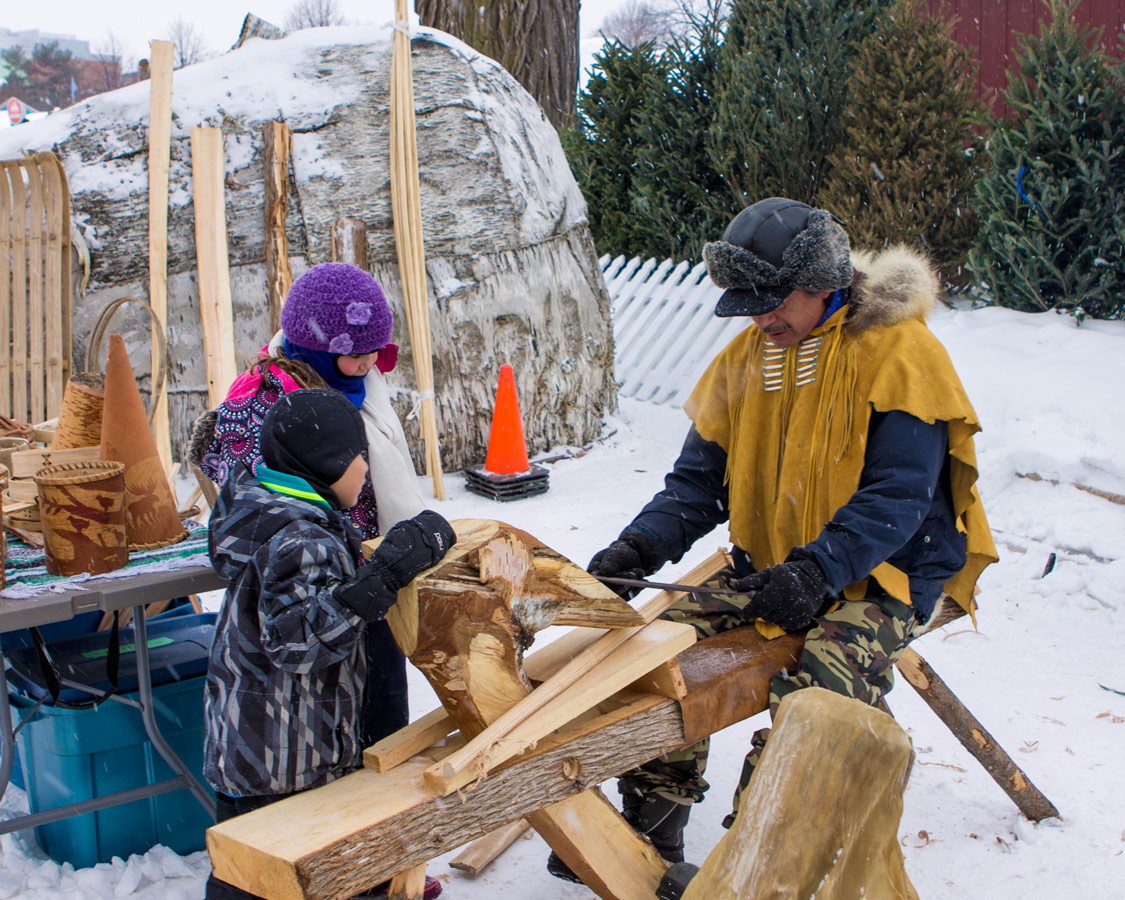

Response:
(203, 390), (454, 900)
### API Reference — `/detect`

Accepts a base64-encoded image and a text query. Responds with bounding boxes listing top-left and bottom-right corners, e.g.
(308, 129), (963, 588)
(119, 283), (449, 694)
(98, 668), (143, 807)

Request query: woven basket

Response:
(34, 461), (128, 577)
(0, 437), (30, 470)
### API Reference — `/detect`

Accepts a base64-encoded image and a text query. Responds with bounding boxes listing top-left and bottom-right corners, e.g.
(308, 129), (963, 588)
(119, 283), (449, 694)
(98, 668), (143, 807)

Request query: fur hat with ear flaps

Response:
(703, 198), (854, 317)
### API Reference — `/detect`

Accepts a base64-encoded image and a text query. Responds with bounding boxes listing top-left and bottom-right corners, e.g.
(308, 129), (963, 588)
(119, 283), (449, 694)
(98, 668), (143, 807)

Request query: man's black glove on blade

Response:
(587, 529), (660, 600)
(729, 547), (830, 632)
(335, 510), (456, 623)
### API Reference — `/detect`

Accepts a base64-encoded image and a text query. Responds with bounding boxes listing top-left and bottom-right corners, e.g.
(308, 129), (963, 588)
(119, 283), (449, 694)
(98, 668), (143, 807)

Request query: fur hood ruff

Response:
(846, 246), (941, 334)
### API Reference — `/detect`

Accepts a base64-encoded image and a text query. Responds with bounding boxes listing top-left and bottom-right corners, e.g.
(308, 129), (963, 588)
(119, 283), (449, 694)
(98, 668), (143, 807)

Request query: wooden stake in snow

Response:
(390, 0), (445, 500)
(147, 41), (174, 475)
(263, 121), (293, 336)
(190, 127), (238, 407)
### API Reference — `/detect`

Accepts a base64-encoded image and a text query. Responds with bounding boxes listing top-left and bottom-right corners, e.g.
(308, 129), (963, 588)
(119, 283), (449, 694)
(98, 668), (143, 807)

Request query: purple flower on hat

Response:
(346, 301), (372, 326)
(281, 262), (394, 355)
(329, 334), (355, 355)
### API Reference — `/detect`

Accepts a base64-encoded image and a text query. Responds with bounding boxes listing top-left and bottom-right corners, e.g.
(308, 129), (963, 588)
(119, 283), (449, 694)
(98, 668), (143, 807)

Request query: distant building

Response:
(0, 27), (94, 61)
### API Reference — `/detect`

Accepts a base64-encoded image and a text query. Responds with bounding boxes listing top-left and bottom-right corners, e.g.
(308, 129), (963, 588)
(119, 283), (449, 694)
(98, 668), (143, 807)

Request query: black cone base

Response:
(464, 464), (550, 501)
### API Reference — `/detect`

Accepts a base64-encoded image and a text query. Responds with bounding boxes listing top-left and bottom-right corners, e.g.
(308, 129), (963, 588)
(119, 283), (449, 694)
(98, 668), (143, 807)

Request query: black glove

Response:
(335, 510), (456, 623)
(729, 547), (830, 632)
(587, 529), (661, 600)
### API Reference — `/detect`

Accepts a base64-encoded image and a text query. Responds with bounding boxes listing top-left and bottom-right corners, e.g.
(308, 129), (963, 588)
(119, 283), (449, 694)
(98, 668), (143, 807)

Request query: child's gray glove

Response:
(335, 510), (456, 623)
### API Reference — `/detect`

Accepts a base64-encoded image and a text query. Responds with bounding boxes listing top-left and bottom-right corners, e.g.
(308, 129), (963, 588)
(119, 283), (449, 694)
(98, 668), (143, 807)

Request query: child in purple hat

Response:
(192, 260), (433, 824)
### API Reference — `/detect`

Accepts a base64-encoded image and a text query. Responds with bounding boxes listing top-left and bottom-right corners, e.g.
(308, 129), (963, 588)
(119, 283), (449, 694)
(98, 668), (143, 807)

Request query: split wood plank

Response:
(40, 155), (67, 419)
(26, 161), (45, 419)
(190, 126), (239, 407)
(0, 163), (10, 414)
(424, 550), (729, 792)
(8, 165), (28, 420)
(390, 0), (444, 500)
(263, 121), (292, 335)
(896, 646), (1060, 821)
(422, 618), (696, 794)
(526, 790), (667, 900)
(147, 41), (175, 475)
(207, 691), (683, 900)
(363, 706), (456, 773)
(448, 818), (530, 875)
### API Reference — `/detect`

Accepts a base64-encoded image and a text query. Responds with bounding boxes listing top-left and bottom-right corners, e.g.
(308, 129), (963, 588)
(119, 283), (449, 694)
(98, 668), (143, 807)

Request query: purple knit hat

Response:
(281, 263), (394, 356)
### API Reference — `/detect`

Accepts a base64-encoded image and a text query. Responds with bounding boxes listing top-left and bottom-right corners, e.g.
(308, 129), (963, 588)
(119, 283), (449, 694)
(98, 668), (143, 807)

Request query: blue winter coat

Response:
(627, 411), (966, 619)
(204, 465), (367, 797)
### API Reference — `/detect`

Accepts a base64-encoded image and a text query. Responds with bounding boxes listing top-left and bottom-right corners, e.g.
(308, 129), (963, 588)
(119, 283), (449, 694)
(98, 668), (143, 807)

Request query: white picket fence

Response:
(601, 254), (749, 408)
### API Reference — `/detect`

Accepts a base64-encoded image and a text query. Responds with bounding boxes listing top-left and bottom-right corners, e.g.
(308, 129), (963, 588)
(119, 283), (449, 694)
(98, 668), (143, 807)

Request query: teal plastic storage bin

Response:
(10, 673), (214, 868)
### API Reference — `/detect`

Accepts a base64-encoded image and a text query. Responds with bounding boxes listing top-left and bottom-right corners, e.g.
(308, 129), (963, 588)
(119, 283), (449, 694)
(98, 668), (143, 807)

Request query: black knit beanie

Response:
(259, 389), (367, 506)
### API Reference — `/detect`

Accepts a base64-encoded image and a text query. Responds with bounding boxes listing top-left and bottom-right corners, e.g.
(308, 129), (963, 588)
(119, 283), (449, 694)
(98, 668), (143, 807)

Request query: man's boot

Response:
(546, 790), (692, 883)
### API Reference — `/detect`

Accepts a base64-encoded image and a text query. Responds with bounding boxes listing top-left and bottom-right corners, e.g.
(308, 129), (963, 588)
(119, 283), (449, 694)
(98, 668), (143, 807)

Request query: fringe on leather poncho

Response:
(684, 247), (997, 615)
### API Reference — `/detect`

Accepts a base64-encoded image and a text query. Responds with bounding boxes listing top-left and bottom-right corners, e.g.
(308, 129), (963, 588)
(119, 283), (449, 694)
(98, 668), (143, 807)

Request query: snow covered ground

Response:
(2, 301), (1124, 898)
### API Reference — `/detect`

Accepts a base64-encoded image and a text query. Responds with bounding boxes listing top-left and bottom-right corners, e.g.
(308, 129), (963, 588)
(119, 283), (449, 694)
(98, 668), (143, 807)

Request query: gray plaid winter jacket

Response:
(204, 465), (368, 797)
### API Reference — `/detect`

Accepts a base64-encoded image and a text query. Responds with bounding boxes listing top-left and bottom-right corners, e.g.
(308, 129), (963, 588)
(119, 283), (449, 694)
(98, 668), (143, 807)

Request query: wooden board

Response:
(363, 707), (456, 773)
(190, 126), (239, 406)
(147, 41), (175, 475)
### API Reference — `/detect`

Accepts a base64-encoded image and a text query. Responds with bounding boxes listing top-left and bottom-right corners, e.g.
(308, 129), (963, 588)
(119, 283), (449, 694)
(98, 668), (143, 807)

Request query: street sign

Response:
(7, 97), (24, 126)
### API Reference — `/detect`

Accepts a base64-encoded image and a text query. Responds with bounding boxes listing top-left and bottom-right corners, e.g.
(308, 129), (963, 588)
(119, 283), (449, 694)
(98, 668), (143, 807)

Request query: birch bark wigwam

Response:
(0, 27), (611, 469)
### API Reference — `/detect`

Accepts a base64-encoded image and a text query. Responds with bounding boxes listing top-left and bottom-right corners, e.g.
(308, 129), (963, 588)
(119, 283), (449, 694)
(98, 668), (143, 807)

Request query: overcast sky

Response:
(7, 1), (627, 69)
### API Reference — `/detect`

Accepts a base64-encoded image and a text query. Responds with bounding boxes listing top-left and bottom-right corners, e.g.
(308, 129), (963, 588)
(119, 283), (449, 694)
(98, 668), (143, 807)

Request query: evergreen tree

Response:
(820, 0), (983, 281)
(562, 41), (672, 258)
(708, 0), (893, 208)
(968, 0), (1125, 319)
(628, 1), (733, 261)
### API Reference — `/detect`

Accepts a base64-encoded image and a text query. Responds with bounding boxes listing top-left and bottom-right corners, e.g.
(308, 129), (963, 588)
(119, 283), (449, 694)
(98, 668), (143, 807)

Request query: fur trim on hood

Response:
(847, 246), (940, 333)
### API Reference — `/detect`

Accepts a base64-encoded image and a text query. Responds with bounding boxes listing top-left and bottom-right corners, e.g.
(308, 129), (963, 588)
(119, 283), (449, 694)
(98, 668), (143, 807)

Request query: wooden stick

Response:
(449, 819), (530, 875)
(895, 647), (1060, 821)
(390, 0), (445, 500)
(263, 121), (292, 335)
(424, 551), (728, 794)
(8, 164), (29, 420)
(148, 41), (175, 476)
(190, 127), (239, 407)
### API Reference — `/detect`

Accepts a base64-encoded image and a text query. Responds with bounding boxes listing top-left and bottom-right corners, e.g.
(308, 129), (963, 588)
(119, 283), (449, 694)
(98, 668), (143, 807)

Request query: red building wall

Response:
(925, 0), (1125, 108)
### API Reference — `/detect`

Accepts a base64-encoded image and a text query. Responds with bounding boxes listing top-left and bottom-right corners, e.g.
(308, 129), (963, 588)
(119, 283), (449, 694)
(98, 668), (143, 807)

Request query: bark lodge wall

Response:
(0, 27), (613, 470)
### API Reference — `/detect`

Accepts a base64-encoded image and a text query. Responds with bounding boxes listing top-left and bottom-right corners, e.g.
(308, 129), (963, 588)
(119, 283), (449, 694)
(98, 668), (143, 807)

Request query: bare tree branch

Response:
(599, 0), (681, 49)
(93, 32), (130, 92)
(286, 0), (347, 31)
(167, 17), (208, 69)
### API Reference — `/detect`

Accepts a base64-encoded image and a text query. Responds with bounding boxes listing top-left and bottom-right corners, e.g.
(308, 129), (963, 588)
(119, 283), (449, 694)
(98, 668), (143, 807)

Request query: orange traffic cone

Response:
(485, 364), (530, 474)
(465, 365), (549, 501)
(100, 334), (188, 549)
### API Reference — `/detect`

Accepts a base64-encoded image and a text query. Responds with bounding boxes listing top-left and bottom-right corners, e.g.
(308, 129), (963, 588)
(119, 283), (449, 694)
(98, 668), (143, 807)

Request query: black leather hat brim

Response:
(715, 285), (789, 317)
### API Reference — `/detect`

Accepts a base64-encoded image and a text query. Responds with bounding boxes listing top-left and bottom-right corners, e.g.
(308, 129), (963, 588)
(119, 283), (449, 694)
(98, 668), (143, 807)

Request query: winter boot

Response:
(546, 790), (692, 883)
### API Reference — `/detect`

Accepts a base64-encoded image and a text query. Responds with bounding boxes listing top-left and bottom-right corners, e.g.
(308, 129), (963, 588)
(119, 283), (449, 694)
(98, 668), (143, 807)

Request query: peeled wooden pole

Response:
(390, 0), (445, 500)
(896, 646), (1060, 821)
(148, 40), (174, 474)
(190, 127), (239, 407)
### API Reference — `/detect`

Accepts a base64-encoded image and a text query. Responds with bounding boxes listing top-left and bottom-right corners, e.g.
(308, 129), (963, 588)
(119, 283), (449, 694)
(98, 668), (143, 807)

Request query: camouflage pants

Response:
(619, 572), (920, 826)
